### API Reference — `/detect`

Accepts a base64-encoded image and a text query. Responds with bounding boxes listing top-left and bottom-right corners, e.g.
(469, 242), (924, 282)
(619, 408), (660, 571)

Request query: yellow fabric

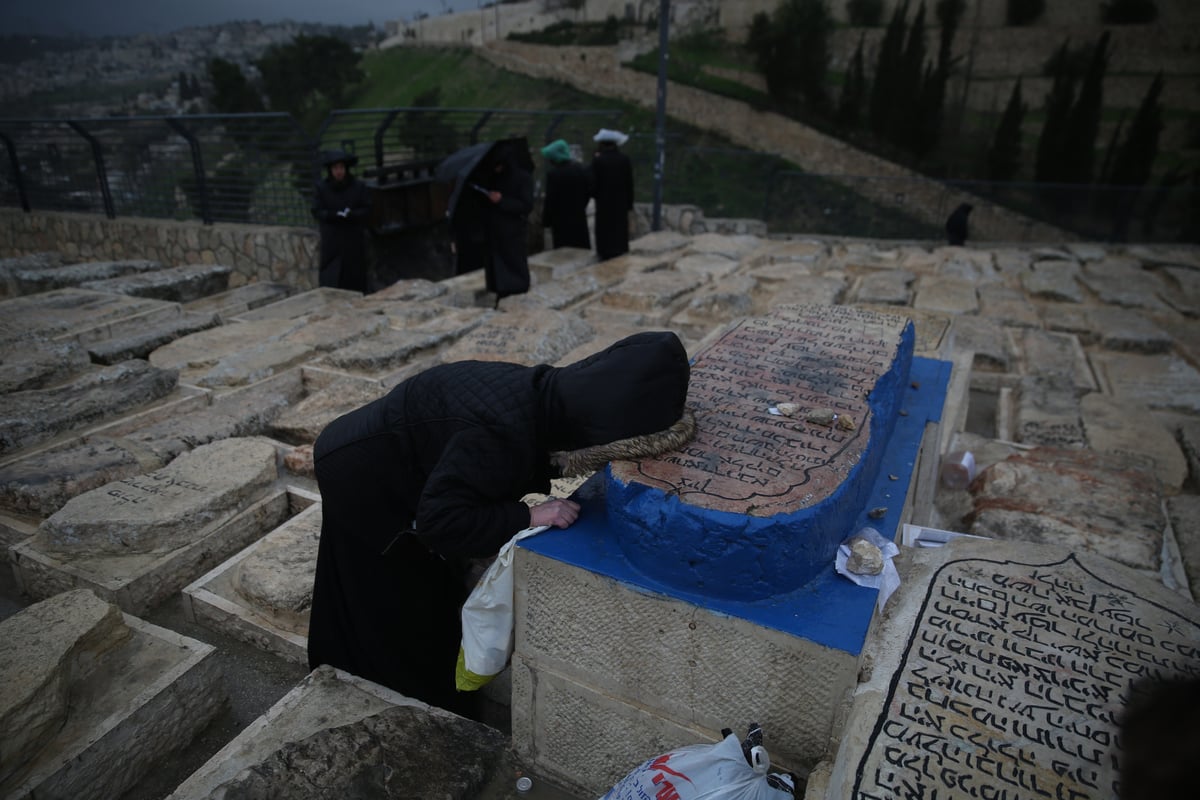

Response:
(455, 646), (496, 691)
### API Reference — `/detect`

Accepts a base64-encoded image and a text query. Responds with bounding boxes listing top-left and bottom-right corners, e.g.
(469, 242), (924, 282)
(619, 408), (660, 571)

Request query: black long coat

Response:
(481, 161), (534, 298)
(312, 176), (372, 292)
(591, 146), (634, 260)
(542, 160), (592, 250)
(307, 332), (691, 715)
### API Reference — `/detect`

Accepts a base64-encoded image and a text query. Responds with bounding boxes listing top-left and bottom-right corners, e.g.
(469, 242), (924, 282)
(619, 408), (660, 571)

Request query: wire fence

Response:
(1, 110), (1195, 244)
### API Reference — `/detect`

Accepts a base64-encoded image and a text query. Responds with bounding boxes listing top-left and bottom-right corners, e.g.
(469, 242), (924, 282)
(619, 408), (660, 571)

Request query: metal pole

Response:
(652, 0), (669, 231)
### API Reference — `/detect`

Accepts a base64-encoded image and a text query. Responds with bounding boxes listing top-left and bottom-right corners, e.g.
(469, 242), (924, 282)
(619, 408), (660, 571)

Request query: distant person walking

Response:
(945, 203), (973, 246)
(540, 139), (592, 250)
(312, 149), (372, 292)
(590, 128), (634, 261)
(480, 140), (535, 305)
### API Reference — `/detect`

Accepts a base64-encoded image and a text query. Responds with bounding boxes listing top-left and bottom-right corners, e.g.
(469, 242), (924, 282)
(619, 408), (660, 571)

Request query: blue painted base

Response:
(521, 356), (952, 657)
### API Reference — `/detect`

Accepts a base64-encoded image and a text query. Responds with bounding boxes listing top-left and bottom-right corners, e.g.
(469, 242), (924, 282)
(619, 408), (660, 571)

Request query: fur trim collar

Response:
(551, 409), (697, 478)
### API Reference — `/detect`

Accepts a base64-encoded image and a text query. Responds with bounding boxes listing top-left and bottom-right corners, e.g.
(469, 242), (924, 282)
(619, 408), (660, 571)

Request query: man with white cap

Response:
(590, 128), (634, 260)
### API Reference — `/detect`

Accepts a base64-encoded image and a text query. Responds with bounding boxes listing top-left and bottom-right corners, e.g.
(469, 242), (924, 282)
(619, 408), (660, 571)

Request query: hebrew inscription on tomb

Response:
(852, 551), (1200, 800)
(607, 304), (916, 600)
(614, 304), (912, 516)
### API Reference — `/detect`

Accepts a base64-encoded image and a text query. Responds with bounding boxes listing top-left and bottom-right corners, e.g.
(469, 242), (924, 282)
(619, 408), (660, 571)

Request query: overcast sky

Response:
(3, 0), (453, 37)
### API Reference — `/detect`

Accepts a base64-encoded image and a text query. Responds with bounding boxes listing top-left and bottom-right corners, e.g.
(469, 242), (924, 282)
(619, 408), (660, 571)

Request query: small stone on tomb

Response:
(846, 537), (884, 575)
(868, 506), (887, 519)
(773, 402), (800, 417)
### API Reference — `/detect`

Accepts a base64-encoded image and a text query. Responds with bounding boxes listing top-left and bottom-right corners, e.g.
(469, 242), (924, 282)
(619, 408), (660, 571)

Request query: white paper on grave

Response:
(900, 523), (991, 548)
(835, 526), (902, 610)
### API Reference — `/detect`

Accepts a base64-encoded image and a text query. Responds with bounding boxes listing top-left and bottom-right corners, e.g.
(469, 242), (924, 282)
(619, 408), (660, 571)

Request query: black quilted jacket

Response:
(313, 332), (689, 559)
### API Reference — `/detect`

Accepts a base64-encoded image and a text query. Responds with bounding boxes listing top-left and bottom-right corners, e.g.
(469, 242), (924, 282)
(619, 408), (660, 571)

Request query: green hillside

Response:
(346, 45), (936, 238)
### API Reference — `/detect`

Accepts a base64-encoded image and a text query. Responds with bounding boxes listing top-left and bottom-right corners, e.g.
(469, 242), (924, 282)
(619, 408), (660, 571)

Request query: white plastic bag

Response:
(600, 732), (796, 800)
(456, 525), (547, 691)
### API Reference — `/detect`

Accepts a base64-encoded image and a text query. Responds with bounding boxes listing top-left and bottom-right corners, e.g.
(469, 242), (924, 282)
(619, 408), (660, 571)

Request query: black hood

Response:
(541, 331), (690, 452)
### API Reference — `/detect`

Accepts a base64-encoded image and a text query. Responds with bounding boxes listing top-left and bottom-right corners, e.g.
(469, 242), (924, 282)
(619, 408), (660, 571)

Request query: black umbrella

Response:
(436, 137), (534, 221)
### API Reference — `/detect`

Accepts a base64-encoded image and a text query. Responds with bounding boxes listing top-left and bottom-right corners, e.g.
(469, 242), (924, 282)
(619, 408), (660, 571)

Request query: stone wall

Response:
(0, 210), (319, 290)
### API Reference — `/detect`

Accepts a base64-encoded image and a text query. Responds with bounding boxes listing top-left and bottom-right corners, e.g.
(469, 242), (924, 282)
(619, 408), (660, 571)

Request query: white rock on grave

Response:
(39, 437), (279, 556)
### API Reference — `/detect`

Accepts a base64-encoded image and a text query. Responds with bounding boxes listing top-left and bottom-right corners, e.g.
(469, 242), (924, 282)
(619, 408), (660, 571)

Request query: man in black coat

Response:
(307, 331), (693, 717)
(540, 138), (592, 250)
(311, 149), (372, 292)
(590, 128), (635, 260)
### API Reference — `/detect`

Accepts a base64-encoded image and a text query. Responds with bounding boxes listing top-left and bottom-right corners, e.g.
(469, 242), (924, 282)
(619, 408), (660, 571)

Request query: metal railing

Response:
(2, 111), (1194, 244)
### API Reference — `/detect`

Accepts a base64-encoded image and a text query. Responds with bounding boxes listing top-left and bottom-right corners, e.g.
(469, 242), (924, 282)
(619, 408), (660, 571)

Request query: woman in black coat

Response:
(479, 142), (535, 302)
(590, 128), (634, 260)
(540, 138), (592, 250)
(307, 331), (693, 717)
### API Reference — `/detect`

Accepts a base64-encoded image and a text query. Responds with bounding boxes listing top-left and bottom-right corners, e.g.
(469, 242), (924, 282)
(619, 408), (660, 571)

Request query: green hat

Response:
(540, 139), (572, 164)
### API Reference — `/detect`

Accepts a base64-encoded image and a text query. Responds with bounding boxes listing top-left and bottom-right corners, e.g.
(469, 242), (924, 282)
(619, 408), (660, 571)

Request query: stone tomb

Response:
(182, 492), (321, 664)
(9, 437), (303, 614)
(610, 304), (916, 600)
(168, 666), (547, 800)
(0, 588), (224, 800)
(509, 304), (955, 796)
(817, 539), (1200, 800)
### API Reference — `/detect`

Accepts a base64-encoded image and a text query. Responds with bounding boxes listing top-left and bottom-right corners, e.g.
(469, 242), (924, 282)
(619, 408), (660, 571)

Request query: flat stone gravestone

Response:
(1088, 306), (1174, 354)
(822, 539), (1200, 800)
(630, 230), (691, 254)
(671, 252), (740, 283)
(0, 359), (179, 456)
(183, 281), (294, 320)
(0, 289), (174, 346)
(231, 286), (363, 321)
(912, 275), (979, 315)
(0, 335), (90, 393)
(1021, 260), (1083, 303)
(0, 251), (64, 297)
(86, 310), (222, 364)
(184, 500), (322, 662)
(80, 263), (233, 303)
(1090, 352), (1200, 415)
(528, 246), (597, 283)
(978, 284), (1041, 328)
(0, 588), (223, 800)
(967, 446), (1164, 573)
(1012, 329), (1094, 390)
(608, 304), (915, 599)
(1014, 373), (1086, 447)
(599, 269), (705, 313)
(0, 369), (305, 521)
(16, 258), (162, 294)
(320, 307), (491, 374)
(443, 310), (595, 365)
(270, 375), (384, 444)
(854, 269), (914, 305)
(40, 436), (278, 556)
(280, 311), (390, 353)
(1081, 393), (1187, 491)
(233, 503), (320, 634)
(669, 274), (757, 340)
(1079, 258), (1170, 312)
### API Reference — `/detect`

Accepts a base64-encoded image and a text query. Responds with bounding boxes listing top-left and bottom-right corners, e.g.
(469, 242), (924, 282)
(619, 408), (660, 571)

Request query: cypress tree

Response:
(838, 35), (868, 128)
(987, 78), (1026, 181)
(869, 0), (910, 137)
(1108, 72), (1165, 239)
(1060, 31), (1110, 185)
(1034, 39), (1076, 185)
(891, 1), (927, 149)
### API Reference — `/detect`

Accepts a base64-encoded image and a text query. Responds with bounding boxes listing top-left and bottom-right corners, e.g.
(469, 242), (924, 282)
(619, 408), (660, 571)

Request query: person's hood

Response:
(540, 139), (572, 164)
(541, 331), (691, 454)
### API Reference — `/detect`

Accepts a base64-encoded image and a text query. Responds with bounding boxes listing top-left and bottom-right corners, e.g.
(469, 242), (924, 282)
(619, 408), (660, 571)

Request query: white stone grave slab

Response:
(821, 539), (1200, 800)
(0, 589), (223, 800)
(10, 438), (298, 614)
(182, 493), (321, 664)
